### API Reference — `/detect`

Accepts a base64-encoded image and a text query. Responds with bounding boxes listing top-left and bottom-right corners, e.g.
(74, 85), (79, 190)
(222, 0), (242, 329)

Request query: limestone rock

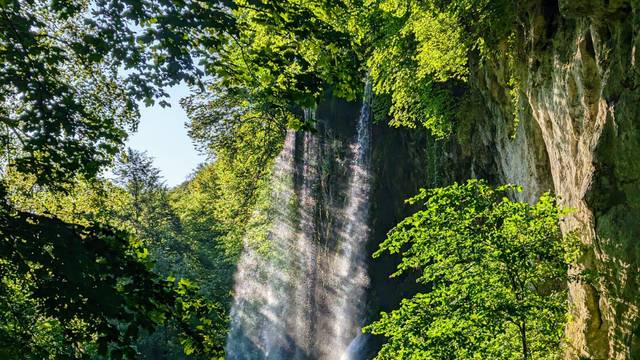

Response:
(470, 1), (640, 358)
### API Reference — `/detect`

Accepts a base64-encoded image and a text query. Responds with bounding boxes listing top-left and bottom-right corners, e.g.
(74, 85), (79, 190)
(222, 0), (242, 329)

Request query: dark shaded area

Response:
(542, 0), (560, 41)
(0, 188), (176, 358)
(0, 186), (224, 359)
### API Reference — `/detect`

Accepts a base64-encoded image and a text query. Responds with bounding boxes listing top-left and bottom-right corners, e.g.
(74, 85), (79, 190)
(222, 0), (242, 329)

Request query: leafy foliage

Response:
(112, 149), (175, 241)
(0, 0), (236, 184)
(0, 186), (176, 359)
(4, 169), (130, 229)
(3, 154), (234, 358)
(106, 151), (236, 358)
(0, 259), (70, 360)
(365, 180), (575, 359)
(0, 0), (524, 183)
(181, 80), (289, 255)
(0, 1), (355, 358)
(361, 0), (520, 135)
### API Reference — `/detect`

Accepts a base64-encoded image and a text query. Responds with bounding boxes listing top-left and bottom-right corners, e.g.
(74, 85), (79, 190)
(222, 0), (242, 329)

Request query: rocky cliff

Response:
(469, 1), (640, 358)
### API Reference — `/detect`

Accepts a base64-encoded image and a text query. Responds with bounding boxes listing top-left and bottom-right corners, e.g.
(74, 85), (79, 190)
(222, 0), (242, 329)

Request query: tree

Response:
(365, 180), (575, 360)
(0, 188), (190, 359)
(113, 149), (171, 237)
(0, 0), (235, 185)
(0, 1), (359, 358)
(2, 166), (229, 359)
(0, 3), (238, 352)
(0, 0), (362, 187)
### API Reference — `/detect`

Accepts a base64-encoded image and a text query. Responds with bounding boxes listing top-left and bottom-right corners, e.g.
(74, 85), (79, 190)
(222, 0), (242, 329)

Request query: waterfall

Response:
(226, 82), (373, 359)
(226, 131), (297, 359)
(326, 81), (372, 358)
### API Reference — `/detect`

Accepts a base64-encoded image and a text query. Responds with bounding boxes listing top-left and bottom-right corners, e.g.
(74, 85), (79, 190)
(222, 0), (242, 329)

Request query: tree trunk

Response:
(520, 321), (529, 360)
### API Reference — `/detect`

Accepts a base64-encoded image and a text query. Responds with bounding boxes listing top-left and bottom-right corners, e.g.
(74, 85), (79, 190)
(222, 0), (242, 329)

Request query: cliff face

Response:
(471, 1), (640, 358)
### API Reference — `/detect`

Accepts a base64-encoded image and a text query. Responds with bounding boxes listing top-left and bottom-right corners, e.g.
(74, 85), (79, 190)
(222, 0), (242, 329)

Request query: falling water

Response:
(226, 82), (373, 359)
(327, 81), (372, 359)
(226, 131), (297, 359)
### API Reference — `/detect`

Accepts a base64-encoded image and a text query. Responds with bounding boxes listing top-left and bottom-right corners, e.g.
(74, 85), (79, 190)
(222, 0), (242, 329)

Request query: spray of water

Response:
(226, 82), (373, 359)
(324, 81), (372, 358)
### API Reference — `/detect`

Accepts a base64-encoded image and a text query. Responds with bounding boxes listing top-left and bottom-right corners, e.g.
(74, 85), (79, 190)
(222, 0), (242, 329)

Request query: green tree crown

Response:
(366, 180), (576, 360)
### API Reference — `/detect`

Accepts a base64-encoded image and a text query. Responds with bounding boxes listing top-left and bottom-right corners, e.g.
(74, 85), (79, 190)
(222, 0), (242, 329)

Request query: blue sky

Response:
(125, 84), (206, 187)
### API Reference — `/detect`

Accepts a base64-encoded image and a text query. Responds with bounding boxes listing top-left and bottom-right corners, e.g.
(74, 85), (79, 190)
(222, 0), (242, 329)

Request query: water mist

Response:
(226, 82), (373, 360)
